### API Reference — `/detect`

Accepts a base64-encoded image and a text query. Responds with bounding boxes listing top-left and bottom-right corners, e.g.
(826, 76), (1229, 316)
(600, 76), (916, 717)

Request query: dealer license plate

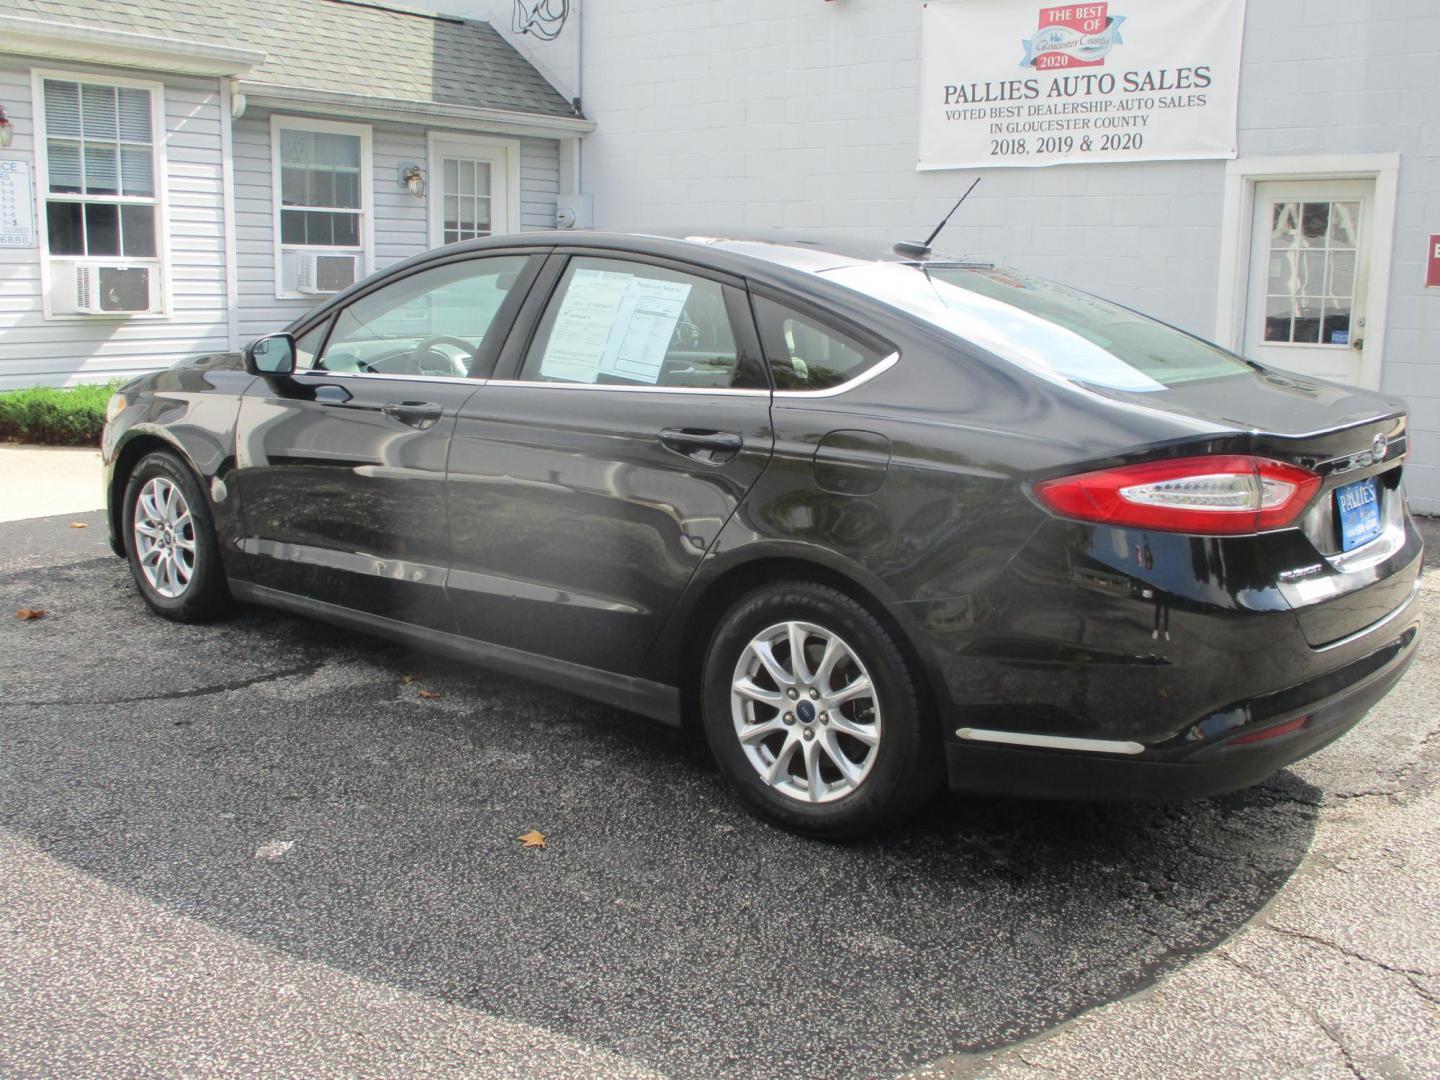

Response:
(1336, 477), (1382, 551)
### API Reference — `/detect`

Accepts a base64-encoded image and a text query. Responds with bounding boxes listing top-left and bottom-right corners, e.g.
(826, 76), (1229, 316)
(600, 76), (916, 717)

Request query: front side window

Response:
(752, 297), (888, 391)
(273, 119), (369, 296)
(42, 78), (159, 259)
(293, 320), (329, 371)
(519, 257), (763, 389)
(315, 256), (528, 377)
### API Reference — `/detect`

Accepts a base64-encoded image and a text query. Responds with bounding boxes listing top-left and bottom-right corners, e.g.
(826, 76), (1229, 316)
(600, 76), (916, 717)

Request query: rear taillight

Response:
(1033, 455), (1322, 535)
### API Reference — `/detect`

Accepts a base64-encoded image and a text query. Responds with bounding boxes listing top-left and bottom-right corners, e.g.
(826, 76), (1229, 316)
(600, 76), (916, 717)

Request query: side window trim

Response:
(496, 252), (770, 392)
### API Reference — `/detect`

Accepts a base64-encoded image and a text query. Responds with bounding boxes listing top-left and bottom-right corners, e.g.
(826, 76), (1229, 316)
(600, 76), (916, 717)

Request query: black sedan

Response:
(102, 231), (1424, 836)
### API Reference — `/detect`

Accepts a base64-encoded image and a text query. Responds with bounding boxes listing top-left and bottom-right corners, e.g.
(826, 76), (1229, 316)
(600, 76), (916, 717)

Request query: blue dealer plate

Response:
(1336, 477), (1382, 551)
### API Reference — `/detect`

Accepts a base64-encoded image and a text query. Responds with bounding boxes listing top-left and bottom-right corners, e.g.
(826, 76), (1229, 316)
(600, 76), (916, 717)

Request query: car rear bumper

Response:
(943, 603), (1422, 801)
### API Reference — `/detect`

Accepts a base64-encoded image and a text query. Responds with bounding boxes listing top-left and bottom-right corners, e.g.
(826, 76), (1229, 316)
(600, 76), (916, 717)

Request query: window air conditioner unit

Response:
(50, 262), (160, 315)
(294, 251), (360, 295)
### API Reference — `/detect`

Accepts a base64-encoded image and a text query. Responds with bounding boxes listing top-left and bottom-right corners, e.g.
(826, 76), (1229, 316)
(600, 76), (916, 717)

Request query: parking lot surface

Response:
(1, 511), (1436, 1079)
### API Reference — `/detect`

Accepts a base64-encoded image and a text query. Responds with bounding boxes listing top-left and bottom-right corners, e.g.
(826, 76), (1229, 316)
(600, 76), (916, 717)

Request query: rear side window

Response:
(519, 257), (765, 389)
(752, 297), (889, 391)
(821, 262), (1251, 392)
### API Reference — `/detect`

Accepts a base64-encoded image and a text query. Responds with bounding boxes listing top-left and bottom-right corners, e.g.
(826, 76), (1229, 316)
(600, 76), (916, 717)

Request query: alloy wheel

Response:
(730, 620), (882, 803)
(133, 476), (196, 599)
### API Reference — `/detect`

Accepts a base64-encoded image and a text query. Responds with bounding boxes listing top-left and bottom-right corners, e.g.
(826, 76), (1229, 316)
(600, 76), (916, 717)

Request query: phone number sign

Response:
(919, 0), (1247, 170)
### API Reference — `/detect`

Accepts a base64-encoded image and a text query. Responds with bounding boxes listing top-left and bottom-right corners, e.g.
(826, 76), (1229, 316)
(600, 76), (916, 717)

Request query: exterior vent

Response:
(50, 262), (160, 316)
(294, 252), (360, 295)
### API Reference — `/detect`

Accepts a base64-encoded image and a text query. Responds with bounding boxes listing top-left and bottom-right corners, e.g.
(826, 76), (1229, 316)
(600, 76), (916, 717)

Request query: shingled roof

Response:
(5, 0), (577, 119)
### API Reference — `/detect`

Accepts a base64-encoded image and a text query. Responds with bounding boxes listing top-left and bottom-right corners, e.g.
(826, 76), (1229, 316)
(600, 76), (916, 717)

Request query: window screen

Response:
(519, 257), (762, 390)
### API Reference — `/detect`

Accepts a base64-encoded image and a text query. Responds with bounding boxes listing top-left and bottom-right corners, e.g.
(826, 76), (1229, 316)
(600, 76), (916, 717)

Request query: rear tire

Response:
(122, 451), (231, 622)
(700, 580), (943, 838)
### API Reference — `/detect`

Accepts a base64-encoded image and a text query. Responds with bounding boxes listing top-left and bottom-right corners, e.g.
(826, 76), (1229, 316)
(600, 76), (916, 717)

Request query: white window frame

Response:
(31, 67), (171, 321)
(270, 114), (374, 300)
(1215, 153), (1400, 391)
(425, 132), (522, 247)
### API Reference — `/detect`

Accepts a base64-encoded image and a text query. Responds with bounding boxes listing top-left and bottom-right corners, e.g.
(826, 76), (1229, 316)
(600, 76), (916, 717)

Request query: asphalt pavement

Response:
(1, 510), (1436, 1079)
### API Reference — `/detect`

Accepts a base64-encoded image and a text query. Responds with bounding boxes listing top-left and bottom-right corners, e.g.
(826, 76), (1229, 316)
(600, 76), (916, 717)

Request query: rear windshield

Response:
(821, 263), (1252, 392)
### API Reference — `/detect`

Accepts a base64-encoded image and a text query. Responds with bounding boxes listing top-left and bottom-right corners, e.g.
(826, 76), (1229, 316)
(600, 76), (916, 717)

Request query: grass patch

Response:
(0, 382), (120, 446)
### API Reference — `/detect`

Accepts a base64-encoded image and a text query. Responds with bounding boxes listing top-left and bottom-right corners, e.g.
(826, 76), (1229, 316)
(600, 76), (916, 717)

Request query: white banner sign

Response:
(919, 0), (1246, 170)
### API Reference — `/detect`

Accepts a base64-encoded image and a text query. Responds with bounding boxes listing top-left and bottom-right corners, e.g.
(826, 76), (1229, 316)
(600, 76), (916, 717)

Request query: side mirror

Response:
(244, 332), (296, 377)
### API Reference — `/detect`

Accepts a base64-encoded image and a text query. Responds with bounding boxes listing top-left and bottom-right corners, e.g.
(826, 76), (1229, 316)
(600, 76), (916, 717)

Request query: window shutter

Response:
(120, 146), (154, 197)
(117, 87), (152, 143)
(81, 84), (118, 140)
(84, 144), (119, 196)
(44, 80), (82, 137)
(47, 140), (83, 193)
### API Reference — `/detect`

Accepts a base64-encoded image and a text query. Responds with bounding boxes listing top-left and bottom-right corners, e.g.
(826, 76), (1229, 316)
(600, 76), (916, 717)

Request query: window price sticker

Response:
(0, 160), (36, 248)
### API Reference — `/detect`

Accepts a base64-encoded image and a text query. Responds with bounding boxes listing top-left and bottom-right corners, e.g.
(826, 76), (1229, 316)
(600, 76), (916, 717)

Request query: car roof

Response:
(434, 228), (987, 277)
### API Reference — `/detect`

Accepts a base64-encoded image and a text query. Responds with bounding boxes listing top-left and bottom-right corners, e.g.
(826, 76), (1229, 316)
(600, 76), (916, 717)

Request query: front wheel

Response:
(122, 451), (231, 622)
(700, 580), (943, 838)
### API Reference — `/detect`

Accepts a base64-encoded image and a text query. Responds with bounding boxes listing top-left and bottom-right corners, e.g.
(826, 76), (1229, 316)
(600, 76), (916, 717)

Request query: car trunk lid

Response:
(1098, 370), (1417, 648)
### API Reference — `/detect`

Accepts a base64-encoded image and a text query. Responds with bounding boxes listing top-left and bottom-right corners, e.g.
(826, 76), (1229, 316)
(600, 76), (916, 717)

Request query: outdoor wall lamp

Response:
(399, 163), (425, 197)
(0, 105), (13, 149)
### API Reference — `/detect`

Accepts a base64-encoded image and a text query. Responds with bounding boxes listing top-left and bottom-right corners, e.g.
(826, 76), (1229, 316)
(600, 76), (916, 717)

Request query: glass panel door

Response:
(428, 139), (511, 247)
(1244, 179), (1372, 385)
(441, 157), (493, 244)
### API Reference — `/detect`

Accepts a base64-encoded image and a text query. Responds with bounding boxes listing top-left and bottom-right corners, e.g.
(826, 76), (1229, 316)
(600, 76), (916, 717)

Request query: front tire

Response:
(700, 580), (942, 838)
(122, 451), (230, 622)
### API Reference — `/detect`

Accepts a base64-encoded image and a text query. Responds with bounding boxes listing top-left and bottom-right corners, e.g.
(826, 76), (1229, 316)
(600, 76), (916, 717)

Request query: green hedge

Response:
(0, 382), (119, 446)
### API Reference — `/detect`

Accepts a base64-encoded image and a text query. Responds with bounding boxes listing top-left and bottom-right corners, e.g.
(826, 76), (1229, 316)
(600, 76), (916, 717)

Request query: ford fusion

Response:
(102, 231), (1423, 837)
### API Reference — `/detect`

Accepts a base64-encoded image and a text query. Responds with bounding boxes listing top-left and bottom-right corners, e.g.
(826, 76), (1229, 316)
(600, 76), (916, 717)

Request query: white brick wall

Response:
(551, 0), (1440, 511)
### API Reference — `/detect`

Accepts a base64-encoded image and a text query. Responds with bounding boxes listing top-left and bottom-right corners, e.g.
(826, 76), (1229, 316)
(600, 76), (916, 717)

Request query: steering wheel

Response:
(671, 320), (702, 350)
(412, 335), (477, 377)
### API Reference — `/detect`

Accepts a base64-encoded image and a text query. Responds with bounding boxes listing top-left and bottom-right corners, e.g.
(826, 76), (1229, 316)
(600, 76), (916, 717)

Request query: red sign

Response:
(1427, 234), (1440, 288)
(1024, 4), (1125, 71)
(1040, 4), (1109, 33)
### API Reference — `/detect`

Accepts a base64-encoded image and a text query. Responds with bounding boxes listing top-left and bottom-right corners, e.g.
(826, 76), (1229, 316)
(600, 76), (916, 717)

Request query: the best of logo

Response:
(1021, 4), (1126, 70)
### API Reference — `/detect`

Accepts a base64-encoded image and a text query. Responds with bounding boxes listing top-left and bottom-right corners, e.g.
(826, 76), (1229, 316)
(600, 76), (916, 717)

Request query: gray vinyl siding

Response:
(519, 138), (561, 230)
(0, 60), (228, 390)
(233, 108), (563, 341)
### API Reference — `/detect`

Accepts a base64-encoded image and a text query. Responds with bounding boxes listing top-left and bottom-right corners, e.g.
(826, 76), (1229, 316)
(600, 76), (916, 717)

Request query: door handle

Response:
(658, 428), (744, 463)
(382, 401), (444, 429)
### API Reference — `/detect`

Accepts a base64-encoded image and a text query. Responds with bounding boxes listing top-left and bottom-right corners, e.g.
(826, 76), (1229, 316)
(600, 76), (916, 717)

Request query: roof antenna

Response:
(893, 177), (981, 261)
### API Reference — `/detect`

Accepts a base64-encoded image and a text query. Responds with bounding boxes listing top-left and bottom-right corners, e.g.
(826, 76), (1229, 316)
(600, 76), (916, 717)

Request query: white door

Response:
(427, 138), (513, 246)
(1243, 179), (1373, 385)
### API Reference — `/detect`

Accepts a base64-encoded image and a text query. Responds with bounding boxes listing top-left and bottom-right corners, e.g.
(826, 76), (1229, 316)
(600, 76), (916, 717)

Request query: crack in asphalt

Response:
(7, 662), (326, 709)
(1217, 952), (1366, 1080)
(1264, 924), (1439, 979)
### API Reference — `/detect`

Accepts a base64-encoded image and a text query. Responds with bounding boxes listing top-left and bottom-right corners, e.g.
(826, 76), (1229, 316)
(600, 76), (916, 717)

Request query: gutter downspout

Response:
(575, 0), (583, 193)
(219, 78), (240, 352)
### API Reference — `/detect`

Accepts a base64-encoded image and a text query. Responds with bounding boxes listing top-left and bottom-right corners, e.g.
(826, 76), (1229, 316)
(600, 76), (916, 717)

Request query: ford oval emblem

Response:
(1372, 433), (1388, 462)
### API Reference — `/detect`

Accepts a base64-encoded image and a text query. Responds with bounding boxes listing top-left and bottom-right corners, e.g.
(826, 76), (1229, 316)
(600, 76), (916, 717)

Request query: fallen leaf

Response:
(68, 521), (88, 529)
(517, 829), (547, 849)
(16, 608), (46, 621)
(417, 688), (440, 699)
(402, 673), (421, 685)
